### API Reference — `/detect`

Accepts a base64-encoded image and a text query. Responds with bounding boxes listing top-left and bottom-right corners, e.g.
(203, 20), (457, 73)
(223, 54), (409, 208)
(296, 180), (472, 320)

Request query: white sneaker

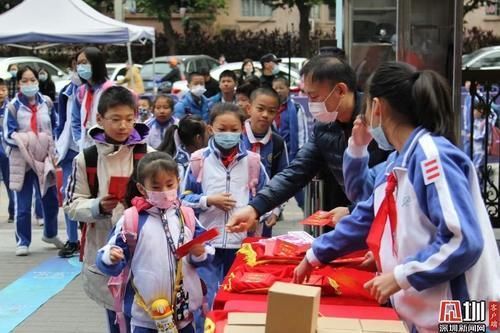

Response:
(42, 236), (64, 249)
(36, 217), (44, 226)
(16, 246), (29, 256)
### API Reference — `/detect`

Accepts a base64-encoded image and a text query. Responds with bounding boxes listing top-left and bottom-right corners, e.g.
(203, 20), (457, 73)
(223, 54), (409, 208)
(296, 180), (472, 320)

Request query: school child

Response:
(293, 62), (500, 333)
(272, 77), (306, 209)
(157, 115), (208, 182)
(146, 94), (178, 149)
(137, 95), (152, 123)
(235, 81), (258, 117)
(96, 152), (213, 333)
(174, 72), (210, 122)
(56, 54), (83, 258)
(3, 66), (63, 256)
(71, 47), (114, 150)
(208, 70), (237, 108)
(0, 78), (15, 223)
(65, 86), (154, 332)
(182, 103), (269, 308)
(241, 88), (288, 237)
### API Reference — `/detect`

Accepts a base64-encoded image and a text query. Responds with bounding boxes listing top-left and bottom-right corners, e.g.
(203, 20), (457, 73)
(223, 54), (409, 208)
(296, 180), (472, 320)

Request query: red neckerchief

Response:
(28, 103), (38, 135)
(131, 196), (152, 212)
(83, 86), (94, 127)
(221, 147), (238, 168)
(274, 103), (286, 130)
(365, 172), (398, 271)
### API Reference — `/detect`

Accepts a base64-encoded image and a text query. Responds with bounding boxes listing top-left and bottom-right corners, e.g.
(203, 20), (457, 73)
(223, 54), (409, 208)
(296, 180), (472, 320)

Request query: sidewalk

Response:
(0, 185), (304, 332)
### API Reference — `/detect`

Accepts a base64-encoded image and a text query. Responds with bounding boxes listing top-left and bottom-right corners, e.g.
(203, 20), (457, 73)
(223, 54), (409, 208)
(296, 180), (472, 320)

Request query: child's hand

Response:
(188, 243), (206, 257)
(363, 272), (401, 304)
(352, 115), (372, 147)
(293, 257), (314, 284)
(356, 251), (377, 272)
(100, 195), (119, 214)
(109, 246), (124, 264)
(208, 193), (236, 212)
(319, 207), (349, 227)
(265, 214), (278, 227)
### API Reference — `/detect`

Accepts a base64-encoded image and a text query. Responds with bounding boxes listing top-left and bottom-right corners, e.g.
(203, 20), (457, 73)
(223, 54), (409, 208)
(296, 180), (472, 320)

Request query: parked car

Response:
(463, 46), (500, 70)
(141, 55), (219, 93)
(106, 63), (142, 83)
(171, 61), (302, 97)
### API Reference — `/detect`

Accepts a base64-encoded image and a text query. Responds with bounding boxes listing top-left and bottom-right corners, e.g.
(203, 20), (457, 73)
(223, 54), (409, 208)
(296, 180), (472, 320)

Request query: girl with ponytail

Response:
(294, 62), (500, 332)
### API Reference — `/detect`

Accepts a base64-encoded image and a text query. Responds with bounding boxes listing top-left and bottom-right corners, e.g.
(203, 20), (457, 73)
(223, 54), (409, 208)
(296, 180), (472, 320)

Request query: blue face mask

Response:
(9, 70), (17, 78)
(214, 132), (241, 150)
(77, 64), (92, 81)
(368, 111), (394, 151)
(21, 84), (39, 97)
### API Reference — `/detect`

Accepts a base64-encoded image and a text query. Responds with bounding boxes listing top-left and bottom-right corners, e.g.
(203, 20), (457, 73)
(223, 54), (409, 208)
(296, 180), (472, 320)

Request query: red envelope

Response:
(330, 257), (365, 267)
(108, 176), (129, 201)
(300, 210), (331, 226)
(176, 228), (219, 258)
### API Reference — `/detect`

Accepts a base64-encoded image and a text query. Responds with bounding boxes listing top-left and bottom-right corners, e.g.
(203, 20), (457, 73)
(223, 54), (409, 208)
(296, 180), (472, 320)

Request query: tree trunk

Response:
(296, 1), (312, 57)
(162, 16), (177, 55)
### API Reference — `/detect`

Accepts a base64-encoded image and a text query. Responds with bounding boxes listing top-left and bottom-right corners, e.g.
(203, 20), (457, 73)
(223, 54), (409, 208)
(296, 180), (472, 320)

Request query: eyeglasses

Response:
(102, 117), (135, 127)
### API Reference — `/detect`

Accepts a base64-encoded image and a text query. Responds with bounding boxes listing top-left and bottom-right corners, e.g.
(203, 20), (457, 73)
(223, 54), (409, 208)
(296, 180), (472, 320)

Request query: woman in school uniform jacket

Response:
(64, 124), (154, 310)
(308, 129), (500, 332)
(96, 206), (214, 331)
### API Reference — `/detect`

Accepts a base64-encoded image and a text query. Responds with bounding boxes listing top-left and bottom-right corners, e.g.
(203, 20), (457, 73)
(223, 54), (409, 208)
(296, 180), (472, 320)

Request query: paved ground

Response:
(0, 184), (304, 333)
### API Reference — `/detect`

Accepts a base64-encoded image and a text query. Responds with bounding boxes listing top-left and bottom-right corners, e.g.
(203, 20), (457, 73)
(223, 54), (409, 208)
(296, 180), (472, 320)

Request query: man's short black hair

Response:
(300, 55), (356, 91)
(188, 71), (205, 83)
(97, 86), (136, 115)
(219, 70), (237, 82)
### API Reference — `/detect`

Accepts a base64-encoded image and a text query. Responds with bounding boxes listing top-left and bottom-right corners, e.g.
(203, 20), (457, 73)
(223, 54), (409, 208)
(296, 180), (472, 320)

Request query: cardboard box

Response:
(227, 312), (267, 326)
(360, 319), (408, 333)
(266, 282), (321, 333)
(318, 317), (362, 331)
(224, 325), (266, 333)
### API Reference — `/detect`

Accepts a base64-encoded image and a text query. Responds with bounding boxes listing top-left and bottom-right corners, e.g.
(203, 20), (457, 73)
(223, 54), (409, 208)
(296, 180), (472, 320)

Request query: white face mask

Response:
(190, 85), (206, 97)
(308, 87), (341, 123)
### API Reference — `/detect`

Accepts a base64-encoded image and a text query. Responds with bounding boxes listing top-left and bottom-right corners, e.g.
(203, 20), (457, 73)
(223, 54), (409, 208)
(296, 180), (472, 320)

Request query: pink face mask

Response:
(146, 188), (178, 209)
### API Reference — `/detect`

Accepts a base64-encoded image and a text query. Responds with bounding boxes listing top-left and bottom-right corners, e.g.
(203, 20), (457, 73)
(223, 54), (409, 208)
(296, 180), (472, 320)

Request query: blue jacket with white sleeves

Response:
(182, 138), (269, 249)
(307, 127), (500, 333)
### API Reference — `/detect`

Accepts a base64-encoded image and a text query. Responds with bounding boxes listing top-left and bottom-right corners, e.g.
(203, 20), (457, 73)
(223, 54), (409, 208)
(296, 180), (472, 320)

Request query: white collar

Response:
(244, 120), (272, 145)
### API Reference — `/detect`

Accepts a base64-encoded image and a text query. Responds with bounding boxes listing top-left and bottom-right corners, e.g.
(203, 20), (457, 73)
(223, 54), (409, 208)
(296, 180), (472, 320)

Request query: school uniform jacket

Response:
(173, 92), (210, 123)
(307, 127), (500, 332)
(182, 138), (269, 249)
(96, 206), (215, 330)
(145, 116), (178, 149)
(274, 98), (299, 162)
(56, 82), (79, 163)
(64, 123), (154, 309)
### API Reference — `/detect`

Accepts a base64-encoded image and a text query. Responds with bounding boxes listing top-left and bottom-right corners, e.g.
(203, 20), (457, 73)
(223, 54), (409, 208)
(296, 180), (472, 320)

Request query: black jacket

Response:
(250, 92), (389, 216)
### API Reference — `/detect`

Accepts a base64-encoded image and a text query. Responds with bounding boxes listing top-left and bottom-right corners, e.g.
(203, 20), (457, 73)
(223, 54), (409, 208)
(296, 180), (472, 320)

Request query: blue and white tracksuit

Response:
(175, 145), (191, 183)
(173, 93), (210, 123)
(145, 116), (178, 149)
(242, 120), (288, 236)
(0, 98), (15, 219)
(274, 98), (299, 162)
(307, 127), (500, 333)
(96, 206), (214, 332)
(3, 93), (59, 247)
(181, 139), (269, 307)
(208, 93), (236, 110)
(56, 82), (80, 243)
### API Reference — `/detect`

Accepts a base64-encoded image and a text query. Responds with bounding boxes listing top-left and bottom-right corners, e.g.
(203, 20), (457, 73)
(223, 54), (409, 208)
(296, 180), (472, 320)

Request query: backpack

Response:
(79, 143), (148, 262)
(190, 148), (262, 197)
(109, 205), (196, 333)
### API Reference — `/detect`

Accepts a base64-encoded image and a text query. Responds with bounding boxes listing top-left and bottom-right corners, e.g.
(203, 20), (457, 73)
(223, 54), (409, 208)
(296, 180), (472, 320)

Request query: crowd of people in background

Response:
(0, 46), (498, 333)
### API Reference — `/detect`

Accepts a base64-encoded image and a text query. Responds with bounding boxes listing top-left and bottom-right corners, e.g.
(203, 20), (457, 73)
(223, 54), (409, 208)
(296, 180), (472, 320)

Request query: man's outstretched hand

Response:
(226, 205), (259, 233)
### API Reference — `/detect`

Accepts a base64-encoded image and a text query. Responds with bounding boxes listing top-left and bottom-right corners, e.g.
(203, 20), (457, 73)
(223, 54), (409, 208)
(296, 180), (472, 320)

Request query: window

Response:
(310, 5), (320, 19)
(485, 1), (500, 16)
(328, 4), (335, 21)
(241, 0), (272, 17)
(473, 51), (500, 68)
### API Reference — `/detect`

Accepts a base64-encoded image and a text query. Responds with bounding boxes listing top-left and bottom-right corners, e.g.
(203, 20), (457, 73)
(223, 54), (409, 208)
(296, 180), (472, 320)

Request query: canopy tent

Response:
(0, 0), (157, 90)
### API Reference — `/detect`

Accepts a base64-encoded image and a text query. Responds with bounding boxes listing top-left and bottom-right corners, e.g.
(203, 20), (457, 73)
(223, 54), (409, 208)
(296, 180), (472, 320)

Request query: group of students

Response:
(1, 46), (498, 333)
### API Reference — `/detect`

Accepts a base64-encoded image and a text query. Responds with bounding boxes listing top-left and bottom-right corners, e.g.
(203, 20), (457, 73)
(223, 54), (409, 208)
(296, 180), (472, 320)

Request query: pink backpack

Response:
(108, 205), (196, 333)
(190, 149), (262, 197)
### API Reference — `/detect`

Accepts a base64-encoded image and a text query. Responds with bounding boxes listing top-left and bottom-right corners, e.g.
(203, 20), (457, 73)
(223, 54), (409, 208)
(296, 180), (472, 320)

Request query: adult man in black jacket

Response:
(227, 55), (389, 231)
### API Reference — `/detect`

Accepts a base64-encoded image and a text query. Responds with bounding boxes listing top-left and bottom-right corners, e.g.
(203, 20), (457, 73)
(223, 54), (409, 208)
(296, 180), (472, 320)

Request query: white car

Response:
(462, 46), (500, 70)
(106, 63), (142, 83)
(171, 62), (302, 97)
(0, 56), (69, 95)
(280, 57), (308, 72)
